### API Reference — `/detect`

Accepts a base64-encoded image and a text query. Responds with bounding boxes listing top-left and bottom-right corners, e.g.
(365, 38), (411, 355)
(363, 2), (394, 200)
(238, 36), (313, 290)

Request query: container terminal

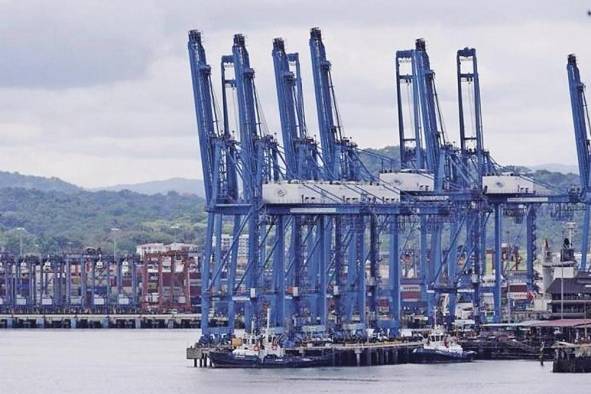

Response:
(0, 247), (201, 328)
(182, 26), (591, 369)
(2, 26), (591, 371)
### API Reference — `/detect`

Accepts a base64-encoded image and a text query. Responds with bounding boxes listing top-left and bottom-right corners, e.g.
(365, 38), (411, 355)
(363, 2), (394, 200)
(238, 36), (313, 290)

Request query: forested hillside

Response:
(0, 171), (81, 193)
(0, 151), (583, 255)
(93, 178), (205, 197)
(0, 187), (206, 255)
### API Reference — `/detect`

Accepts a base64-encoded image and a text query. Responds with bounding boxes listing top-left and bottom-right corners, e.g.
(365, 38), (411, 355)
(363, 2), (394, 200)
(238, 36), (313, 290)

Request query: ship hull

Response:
(410, 348), (475, 364)
(209, 351), (333, 369)
(553, 357), (591, 373)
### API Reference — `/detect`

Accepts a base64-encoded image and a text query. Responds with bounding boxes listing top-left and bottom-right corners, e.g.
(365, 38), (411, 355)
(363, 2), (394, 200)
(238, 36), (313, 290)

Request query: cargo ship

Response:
(410, 327), (475, 363)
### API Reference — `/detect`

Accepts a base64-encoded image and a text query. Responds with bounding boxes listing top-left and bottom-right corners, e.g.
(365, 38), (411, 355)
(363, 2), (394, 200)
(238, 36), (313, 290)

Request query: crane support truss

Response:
(189, 29), (582, 343)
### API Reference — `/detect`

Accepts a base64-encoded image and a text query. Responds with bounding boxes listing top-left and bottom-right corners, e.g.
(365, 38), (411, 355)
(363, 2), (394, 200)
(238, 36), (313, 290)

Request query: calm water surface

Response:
(1, 330), (590, 394)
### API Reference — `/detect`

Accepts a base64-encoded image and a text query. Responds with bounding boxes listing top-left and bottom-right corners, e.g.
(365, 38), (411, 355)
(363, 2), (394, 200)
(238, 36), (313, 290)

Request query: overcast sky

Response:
(0, 0), (590, 188)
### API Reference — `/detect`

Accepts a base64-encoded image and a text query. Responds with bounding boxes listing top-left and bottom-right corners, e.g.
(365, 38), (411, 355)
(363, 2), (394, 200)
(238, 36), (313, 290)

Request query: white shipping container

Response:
(16, 296), (27, 306)
(262, 181), (400, 205)
(379, 171), (434, 192)
(357, 183), (401, 203)
(262, 182), (338, 204)
(41, 297), (53, 306)
(93, 296), (105, 306)
(483, 175), (536, 194)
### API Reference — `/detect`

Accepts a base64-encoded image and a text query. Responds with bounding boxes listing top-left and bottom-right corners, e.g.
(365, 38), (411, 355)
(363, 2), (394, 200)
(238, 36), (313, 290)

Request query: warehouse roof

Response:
(523, 319), (591, 328)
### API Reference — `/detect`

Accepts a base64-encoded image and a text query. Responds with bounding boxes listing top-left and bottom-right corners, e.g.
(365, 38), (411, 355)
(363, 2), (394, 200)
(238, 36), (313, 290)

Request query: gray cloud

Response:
(0, 0), (164, 88)
(0, 0), (590, 187)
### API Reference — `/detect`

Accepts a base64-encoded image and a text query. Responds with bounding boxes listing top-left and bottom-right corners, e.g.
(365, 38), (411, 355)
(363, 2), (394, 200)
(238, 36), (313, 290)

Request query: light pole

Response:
(15, 227), (25, 257)
(170, 224), (181, 244)
(111, 228), (120, 260)
(561, 263), (564, 320)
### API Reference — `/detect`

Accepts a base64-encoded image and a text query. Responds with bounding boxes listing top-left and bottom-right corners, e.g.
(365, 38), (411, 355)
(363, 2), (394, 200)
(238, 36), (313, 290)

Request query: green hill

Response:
(93, 177), (205, 197)
(358, 146), (401, 174)
(0, 188), (206, 255)
(0, 152), (583, 256)
(0, 171), (81, 193)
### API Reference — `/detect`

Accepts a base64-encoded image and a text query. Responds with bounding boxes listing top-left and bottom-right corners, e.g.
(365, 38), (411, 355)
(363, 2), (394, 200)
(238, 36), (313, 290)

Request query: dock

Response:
(187, 341), (422, 368)
(553, 343), (591, 373)
(0, 313), (199, 328)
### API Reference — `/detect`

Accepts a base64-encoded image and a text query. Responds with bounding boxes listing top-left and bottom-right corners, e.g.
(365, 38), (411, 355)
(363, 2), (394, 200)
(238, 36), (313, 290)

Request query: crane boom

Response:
(187, 30), (218, 203)
(272, 38), (299, 178)
(232, 34), (262, 200)
(567, 54), (591, 271)
(567, 54), (591, 194)
(309, 27), (338, 178)
(457, 49), (484, 158)
(414, 39), (443, 185)
(272, 38), (320, 180)
(309, 27), (359, 180)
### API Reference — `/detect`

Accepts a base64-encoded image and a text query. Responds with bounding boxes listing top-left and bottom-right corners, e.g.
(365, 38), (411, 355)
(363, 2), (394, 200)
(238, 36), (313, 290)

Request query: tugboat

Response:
(208, 311), (333, 368)
(553, 342), (591, 373)
(209, 334), (332, 368)
(410, 327), (475, 363)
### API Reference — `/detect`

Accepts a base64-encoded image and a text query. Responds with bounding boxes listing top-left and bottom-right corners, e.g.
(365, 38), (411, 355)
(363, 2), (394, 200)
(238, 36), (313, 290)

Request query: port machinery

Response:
(188, 28), (586, 343)
(0, 250), (198, 315)
(567, 53), (591, 272)
(0, 252), (140, 313)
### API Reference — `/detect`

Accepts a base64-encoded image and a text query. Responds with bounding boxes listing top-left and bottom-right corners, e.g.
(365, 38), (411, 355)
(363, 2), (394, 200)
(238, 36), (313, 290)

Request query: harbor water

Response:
(1, 330), (589, 394)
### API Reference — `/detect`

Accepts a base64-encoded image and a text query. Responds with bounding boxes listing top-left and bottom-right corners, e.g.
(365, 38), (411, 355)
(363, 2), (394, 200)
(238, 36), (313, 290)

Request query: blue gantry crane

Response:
(394, 39), (555, 326)
(271, 36), (330, 335)
(191, 31), (287, 337)
(394, 39), (452, 324)
(567, 54), (591, 271)
(188, 27), (583, 344)
(188, 30), (241, 336)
